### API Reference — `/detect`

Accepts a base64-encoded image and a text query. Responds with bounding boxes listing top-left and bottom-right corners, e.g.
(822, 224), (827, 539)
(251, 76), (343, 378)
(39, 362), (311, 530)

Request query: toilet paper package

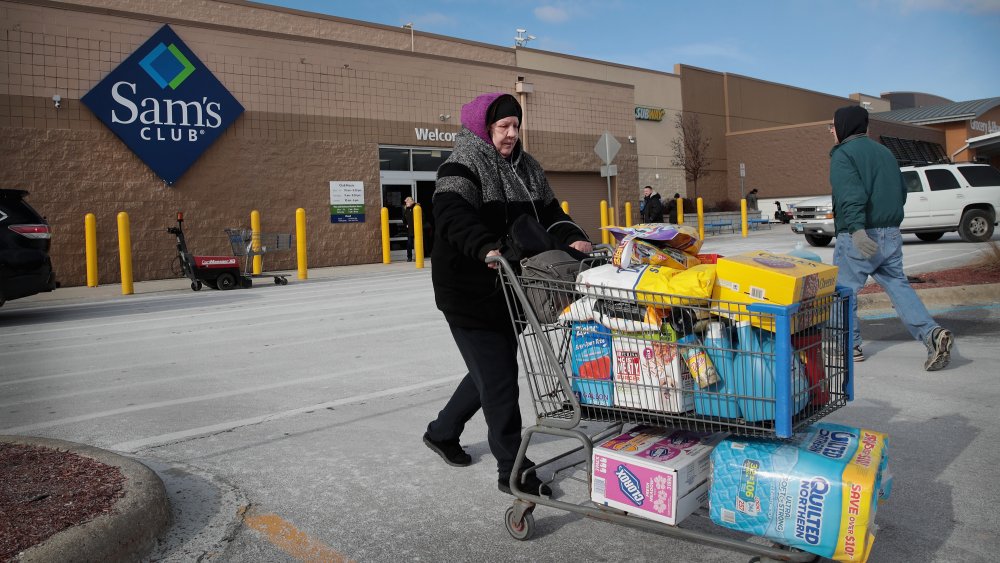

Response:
(709, 422), (890, 562)
(592, 426), (726, 525)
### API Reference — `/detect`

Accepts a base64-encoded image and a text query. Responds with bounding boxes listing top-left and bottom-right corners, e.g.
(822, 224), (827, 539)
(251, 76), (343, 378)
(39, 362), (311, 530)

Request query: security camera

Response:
(627, 135), (635, 144)
(52, 94), (61, 109)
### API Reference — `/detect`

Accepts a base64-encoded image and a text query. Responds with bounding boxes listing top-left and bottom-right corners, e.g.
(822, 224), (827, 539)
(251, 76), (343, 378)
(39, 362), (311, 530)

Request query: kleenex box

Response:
(591, 426), (725, 525)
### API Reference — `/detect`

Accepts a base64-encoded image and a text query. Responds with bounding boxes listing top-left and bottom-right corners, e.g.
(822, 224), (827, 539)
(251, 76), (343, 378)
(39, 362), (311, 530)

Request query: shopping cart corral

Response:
(490, 253), (854, 562)
(225, 228), (293, 286)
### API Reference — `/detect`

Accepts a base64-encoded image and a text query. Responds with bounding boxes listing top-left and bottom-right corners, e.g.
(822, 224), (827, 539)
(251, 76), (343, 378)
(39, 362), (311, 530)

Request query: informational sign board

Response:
(330, 181), (365, 223)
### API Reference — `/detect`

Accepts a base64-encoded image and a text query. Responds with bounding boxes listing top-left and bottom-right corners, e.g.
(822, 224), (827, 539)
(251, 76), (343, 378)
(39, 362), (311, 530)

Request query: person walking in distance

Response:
(828, 105), (954, 370)
(401, 196), (416, 261)
(640, 185), (664, 223)
(423, 92), (592, 496)
(665, 192), (681, 224)
(746, 188), (759, 212)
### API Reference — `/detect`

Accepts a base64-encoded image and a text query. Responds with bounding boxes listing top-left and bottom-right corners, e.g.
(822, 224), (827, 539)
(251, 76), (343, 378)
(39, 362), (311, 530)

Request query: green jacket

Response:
(829, 135), (906, 234)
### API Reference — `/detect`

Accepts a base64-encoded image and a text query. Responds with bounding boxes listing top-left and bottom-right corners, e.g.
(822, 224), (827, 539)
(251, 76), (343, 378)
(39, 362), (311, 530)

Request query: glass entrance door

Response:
(381, 183), (413, 251)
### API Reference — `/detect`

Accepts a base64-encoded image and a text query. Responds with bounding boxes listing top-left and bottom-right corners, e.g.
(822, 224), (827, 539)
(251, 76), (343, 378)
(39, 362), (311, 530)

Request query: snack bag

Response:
(607, 224), (704, 270)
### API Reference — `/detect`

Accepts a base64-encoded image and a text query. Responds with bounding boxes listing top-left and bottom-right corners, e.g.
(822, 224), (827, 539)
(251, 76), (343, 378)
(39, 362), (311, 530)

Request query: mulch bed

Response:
(858, 263), (1000, 294)
(0, 443), (125, 562)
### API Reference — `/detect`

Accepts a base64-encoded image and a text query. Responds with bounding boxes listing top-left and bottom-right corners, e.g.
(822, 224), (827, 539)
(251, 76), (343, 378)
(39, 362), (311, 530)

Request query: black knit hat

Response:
(485, 94), (522, 127)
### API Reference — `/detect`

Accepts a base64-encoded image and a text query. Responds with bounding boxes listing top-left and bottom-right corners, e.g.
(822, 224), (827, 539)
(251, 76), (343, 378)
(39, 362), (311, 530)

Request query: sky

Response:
(256, 0), (1000, 103)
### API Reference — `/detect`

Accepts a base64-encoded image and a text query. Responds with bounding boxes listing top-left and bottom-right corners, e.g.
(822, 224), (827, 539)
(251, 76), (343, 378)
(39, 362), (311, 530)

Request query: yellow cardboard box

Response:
(711, 251), (838, 332)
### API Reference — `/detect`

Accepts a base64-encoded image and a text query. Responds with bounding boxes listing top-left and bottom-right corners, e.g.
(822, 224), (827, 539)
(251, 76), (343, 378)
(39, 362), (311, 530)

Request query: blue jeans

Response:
(833, 227), (938, 349)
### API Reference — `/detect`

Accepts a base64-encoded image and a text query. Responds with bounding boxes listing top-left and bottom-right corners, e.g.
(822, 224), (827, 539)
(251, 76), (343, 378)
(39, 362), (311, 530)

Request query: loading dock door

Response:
(546, 172), (607, 243)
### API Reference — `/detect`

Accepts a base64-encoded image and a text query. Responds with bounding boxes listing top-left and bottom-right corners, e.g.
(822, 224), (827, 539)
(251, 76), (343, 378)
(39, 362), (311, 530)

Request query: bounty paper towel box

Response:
(570, 321), (614, 407)
(712, 251), (838, 332)
(591, 426), (726, 525)
(612, 335), (693, 413)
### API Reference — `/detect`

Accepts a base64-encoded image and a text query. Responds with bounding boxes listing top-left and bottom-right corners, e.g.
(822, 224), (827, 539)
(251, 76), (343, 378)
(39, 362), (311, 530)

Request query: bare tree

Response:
(670, 112), (711, 200)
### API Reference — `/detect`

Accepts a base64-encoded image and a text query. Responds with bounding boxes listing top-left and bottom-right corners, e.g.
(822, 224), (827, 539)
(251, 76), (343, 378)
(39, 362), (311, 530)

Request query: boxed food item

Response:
(612, 334), (693, 413)
(712, 251), (838, 332)
(592, 426), (727, 526)
(570, 321), (614, 407)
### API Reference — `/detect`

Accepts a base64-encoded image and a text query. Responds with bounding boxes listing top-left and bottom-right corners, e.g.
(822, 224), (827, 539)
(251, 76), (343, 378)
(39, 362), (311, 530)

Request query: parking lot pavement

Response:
(3, 230), (1000, 562)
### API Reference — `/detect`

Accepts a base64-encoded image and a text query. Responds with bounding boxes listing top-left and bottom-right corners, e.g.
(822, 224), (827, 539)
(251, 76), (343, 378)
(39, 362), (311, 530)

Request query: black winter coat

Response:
(641, 193), (664, 223)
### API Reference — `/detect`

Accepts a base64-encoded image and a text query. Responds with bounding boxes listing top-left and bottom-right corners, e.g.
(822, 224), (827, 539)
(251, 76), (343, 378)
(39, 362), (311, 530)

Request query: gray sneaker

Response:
(924, 328), (954, 371)
(853, 346), (865, 362)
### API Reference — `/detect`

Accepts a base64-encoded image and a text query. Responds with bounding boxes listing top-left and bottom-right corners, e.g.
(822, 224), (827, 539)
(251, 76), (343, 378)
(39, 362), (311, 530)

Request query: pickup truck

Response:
(789, 162), (1000, 246)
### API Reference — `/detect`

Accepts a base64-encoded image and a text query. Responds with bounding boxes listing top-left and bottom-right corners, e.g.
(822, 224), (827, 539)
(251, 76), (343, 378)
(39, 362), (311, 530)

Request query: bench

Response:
(748, 218), (771, 230)
(704, 221), (735, 235)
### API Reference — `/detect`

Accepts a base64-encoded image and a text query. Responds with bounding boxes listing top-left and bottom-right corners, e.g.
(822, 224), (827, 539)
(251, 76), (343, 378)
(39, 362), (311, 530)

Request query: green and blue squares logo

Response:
(82, 24), (244, 185)
(139, 42), (196, 90)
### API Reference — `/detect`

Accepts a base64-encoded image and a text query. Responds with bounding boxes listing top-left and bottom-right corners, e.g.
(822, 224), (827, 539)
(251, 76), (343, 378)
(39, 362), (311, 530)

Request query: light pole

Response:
(402, 22), (414, 51)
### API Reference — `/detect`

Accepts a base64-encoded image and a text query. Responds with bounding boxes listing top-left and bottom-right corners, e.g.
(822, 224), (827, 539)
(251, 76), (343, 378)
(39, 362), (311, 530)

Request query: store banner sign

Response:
(330, 181), (365, 223)
(81, 24), (244, 185)
(634, 106), (665, 121)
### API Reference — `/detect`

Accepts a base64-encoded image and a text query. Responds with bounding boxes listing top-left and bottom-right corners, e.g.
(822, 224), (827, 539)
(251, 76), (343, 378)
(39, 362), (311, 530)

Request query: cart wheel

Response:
(504, 505), (535, 541)
(191, 281), (202, 291)
(216, 273), (237, 290)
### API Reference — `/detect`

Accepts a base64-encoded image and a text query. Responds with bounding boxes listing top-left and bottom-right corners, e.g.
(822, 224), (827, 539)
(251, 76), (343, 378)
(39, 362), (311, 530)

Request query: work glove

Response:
(851, 229), (878, 259)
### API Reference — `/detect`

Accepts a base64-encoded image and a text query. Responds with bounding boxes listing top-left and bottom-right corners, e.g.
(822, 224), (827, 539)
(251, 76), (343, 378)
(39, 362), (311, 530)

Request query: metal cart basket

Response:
(491, 253), (854, 562)
(224, 228), (294, 285)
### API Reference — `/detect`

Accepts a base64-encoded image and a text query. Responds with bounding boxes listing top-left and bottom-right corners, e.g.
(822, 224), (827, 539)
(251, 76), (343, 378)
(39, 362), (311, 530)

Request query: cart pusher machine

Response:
(488, 252), (854, 562)
(168, 212), (252, 291)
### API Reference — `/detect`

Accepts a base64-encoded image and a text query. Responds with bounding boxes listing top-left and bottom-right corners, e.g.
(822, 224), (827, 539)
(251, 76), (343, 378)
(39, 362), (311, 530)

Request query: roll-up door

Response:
(546, 172), (607, 243)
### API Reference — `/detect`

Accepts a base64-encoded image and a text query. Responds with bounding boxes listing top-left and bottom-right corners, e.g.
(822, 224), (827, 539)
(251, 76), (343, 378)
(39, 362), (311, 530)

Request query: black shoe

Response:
(498, 471), (551, 497)
(407, 257), (413, 262)
(423, 432), (471, 467)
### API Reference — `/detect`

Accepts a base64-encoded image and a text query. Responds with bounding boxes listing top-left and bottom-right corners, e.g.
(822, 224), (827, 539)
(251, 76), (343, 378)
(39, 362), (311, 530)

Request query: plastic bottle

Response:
(694, 322), (741, 418)
(734, 321), (811, 422)
(677, 333), (719, 388)
(789, 241), (823, 263)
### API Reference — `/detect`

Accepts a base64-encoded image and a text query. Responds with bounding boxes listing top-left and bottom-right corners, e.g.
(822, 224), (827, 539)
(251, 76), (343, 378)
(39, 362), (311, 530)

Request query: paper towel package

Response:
(592, 426), (726, 525)
(709, 423), (890, 562)
(612, 335), (693, 413)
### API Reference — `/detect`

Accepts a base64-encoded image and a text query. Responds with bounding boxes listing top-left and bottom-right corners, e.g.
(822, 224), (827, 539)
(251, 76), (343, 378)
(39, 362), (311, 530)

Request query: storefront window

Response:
(412, 149), (451, 171)
(379, 147), (410, 171)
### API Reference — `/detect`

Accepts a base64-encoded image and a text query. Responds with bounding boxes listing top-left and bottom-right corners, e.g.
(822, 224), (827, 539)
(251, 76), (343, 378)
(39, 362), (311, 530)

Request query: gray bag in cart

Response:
(519, 249), (589, 325)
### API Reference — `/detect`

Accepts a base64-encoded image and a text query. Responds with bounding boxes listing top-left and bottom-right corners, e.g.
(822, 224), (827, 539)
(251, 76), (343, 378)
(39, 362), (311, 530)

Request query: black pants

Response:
(427, 324), (521, 478)
(406, 234), (414, 260)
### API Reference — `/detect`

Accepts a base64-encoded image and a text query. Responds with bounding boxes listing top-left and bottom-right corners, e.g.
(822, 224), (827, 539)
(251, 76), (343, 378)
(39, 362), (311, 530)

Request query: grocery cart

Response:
(490, 253), (854, 562)
(224, 228), (293, 286)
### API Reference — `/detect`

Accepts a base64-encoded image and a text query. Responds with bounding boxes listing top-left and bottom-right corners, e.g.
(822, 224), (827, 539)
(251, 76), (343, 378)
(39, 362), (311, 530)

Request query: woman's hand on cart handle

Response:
(486, 249), (502, 270)
(570, 240), (593, 254)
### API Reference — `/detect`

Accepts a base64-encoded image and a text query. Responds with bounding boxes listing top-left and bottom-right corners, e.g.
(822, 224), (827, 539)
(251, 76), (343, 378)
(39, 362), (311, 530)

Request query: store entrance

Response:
(379, 145), (452, 260)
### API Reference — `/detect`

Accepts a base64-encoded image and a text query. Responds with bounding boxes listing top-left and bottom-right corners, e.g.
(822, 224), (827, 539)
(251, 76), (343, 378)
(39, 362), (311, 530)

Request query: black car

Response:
(1, 189), (57, 306)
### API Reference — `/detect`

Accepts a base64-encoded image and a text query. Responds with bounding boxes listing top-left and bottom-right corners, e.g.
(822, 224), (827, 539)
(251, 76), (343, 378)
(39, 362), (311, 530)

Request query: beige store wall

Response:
(0, 0), (636, 286)
(517, 49), (683, 207)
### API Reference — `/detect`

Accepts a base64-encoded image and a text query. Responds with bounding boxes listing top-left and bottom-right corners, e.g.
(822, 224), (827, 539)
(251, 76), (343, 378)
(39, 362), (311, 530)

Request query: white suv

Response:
(789, 163), (1000, 246)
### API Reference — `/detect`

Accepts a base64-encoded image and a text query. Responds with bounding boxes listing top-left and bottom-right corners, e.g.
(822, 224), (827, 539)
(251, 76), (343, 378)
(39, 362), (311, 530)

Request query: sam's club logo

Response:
(82, 24), (243, 185)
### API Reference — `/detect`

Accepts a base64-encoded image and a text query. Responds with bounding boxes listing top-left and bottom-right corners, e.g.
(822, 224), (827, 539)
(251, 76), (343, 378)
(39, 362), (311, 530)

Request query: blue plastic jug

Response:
(732, 321), (810, 422)
(788, 241), (822, 263)
(693, 321), (742, 418)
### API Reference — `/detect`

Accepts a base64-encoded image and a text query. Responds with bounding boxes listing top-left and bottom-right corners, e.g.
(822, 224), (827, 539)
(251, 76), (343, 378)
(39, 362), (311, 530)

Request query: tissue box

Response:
(712, 251), (838, 332)
(591, 426), (725, 525)
(612, 335), (693, 413)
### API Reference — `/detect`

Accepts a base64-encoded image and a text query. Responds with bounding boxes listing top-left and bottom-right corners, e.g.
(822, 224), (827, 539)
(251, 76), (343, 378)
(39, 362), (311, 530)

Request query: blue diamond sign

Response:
(82, 24), (244, 185)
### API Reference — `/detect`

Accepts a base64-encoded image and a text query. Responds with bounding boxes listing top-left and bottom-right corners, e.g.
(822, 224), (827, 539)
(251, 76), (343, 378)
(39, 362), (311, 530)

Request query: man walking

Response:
(828, 105), (953, 370)
(640, 186), (664, 223)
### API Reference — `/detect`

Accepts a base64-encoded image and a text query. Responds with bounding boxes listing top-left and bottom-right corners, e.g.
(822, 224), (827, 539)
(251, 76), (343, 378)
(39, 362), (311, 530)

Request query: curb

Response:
(858, 282), (1000, 312)
(2, 435), (170, 563)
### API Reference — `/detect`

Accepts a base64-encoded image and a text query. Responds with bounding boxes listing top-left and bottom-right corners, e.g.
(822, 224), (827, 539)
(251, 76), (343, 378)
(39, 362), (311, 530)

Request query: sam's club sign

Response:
(82, 24), (243, 185)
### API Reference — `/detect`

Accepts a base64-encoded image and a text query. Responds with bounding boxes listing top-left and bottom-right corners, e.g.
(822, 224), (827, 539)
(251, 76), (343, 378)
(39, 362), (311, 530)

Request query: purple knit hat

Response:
(460, 92), (520, 145)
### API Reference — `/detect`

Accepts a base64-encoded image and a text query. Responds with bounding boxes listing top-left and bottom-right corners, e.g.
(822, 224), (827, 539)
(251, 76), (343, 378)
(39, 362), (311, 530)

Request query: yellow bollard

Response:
(677, 198), (684, 225)
(624, 202), (632, 227)
(116, 211), (133, 295)
(609, 206), (615, 227)
(561, 200), (570, 215)
(741, 199), (749, 238)
(696, 198), (705, 241)
(250, 210), (262, 275)
(85, 213), (98, 287)
(600, 200), (609, 245)
(295, 208), (308, 280)
(380, 208), (391, 264)
(414, 204), (425, 269)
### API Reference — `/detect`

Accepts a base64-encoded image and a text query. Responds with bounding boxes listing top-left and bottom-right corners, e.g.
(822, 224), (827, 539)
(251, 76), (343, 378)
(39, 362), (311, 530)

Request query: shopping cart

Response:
(491, 253), (854, 562)
(224, 228), (293, 286)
